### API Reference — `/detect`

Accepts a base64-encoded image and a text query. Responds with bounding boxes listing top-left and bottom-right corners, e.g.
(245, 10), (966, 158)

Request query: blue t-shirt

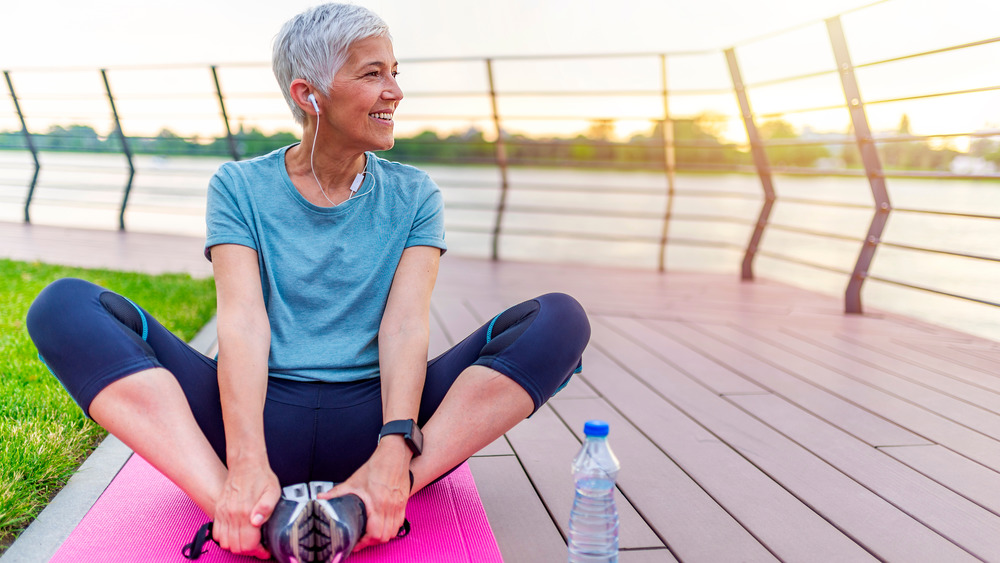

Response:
(204, 146), (447, 383)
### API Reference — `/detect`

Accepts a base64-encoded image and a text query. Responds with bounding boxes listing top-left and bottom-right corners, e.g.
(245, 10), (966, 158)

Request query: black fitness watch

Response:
(378, 419), (423, 456)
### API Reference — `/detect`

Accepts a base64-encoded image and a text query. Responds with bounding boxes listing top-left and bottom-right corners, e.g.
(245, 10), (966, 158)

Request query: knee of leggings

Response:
(27, 278), (150, 359)
(537, 292), (591, 347)
(27, 278), (92, 341)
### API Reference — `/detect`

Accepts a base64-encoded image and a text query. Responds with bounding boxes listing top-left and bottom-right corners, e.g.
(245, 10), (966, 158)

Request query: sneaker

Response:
(262, 482), (367, 563)
(261, 483), (313, 563)
(309, 482), (368, 562)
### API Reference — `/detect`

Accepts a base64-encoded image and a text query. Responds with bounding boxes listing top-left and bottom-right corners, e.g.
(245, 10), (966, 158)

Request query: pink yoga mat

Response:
(51, 455), (503, 563)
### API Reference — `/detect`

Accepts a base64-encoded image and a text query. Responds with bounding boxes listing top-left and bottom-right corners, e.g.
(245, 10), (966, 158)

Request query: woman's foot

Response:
(262, 482), (366, 563)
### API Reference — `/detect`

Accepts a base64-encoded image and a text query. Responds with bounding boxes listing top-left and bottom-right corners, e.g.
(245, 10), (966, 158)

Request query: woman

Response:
(27, 4), (590, 561)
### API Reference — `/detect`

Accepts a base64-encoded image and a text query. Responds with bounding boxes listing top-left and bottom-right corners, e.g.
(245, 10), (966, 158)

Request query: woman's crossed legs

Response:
(26, 278), (590, 530)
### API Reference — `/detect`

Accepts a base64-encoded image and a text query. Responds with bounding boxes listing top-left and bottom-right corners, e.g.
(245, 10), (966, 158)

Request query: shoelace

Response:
(182, 471), (415, 560)
(182, 522), (216, 560)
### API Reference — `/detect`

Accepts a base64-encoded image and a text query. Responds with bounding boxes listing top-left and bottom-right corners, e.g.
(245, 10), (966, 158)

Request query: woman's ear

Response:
(289, 79), (318, 116)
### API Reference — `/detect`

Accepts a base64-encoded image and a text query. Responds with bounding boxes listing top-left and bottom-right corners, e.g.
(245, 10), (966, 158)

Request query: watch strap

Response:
(379, 419), (422, 456)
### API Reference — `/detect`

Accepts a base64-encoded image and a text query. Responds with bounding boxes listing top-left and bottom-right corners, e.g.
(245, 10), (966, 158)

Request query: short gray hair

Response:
(272, 3), (391, 125)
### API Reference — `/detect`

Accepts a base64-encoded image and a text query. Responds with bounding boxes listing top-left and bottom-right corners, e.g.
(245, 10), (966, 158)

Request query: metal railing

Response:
(2, 1), (999, 327)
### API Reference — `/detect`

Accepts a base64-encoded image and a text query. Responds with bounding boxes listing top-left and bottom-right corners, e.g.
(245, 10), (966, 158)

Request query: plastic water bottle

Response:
(568, 420), (620, 562)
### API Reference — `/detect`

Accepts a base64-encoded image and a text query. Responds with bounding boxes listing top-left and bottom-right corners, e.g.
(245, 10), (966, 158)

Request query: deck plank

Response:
(747, 325), (1000, 435)
(429, 295), (484, 342)
(472, 435), (514, 457)
(467, 456), (567, 563)
(618, 548), (679, 562)
(902, 340), (1000, 372)
(787, 328), (1000, 412)
(835, 331), (1000, 395)
(608, 318), (766, 396)
(880, 444), (1000, 516)
(731, 394), (999, 560)
(672, 320), (1000, 471)
(427, 302), (452, 359)
(607, 316), (928, 447)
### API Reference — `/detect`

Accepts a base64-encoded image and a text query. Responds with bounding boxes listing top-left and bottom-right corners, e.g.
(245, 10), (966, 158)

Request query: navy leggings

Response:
(26, 278), (590, 485)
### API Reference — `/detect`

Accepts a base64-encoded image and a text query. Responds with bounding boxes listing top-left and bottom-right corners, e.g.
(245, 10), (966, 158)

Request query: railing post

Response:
(725, 48), (776, 281)
(100, 69), (135, 231)
(827, 16), (890, 314)
(211, 65), (241, 161)
(485, 58), (510, 261)
(4, 70), (40, 223)
(657, 54), (677, 272)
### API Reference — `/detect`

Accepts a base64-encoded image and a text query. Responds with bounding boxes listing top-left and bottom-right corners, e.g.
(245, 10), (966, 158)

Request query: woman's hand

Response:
(212, 459), (282, 559)
(321, 436), (413, 552)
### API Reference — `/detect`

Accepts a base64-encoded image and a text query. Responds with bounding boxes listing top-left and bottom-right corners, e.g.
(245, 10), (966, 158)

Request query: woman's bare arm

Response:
(211, 243), (280, 558)
(378, 245), (439, 426)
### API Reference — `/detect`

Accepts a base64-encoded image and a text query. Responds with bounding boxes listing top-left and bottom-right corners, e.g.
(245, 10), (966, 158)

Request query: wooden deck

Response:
(5, 222), (1000, 562)
(433, 259), (1000, 563)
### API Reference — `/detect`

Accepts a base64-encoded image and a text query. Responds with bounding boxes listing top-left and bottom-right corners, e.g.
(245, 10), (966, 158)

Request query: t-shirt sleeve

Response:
(405, 176), (448, 254)
(204, 164), (258, 261)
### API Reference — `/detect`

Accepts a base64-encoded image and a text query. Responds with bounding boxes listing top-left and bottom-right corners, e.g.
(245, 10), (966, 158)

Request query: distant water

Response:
(1, 150), (998, 342)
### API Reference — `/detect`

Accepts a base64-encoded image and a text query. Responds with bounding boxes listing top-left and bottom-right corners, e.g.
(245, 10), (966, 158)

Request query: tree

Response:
(880, 114), (915, 169)
(758, 119), (828, 167)
(969, 137), (1000, 165)
(41, 124), (102, 151)
(636, 113), (743, 168)
(584, 119), (615, 141)
(149, 128), (193, 154)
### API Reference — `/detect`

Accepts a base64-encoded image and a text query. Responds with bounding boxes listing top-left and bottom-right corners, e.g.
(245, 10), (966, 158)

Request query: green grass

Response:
(0, 259), (216, 551)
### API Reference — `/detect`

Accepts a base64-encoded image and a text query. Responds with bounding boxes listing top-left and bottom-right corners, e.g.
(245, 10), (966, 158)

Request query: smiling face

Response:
(320, 35), (402, 154)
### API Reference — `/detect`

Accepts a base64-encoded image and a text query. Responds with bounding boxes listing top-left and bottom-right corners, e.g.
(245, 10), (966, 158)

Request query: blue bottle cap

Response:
(583, 420), (609, 437)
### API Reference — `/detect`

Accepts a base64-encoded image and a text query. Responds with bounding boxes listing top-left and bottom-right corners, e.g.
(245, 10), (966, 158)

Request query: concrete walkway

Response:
(0, 222), (212, 278)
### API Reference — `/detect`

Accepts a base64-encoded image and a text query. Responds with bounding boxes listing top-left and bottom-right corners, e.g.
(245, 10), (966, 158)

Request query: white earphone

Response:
(308, 93), (320, 115)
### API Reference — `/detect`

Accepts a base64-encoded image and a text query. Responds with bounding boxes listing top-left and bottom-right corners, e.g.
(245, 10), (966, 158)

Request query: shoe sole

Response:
(267, 482), (360, 563)
(288, 501), (334, 563)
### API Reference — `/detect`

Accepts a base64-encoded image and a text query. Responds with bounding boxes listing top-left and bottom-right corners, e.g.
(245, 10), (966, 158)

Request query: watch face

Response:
(409, 422), (423, 454)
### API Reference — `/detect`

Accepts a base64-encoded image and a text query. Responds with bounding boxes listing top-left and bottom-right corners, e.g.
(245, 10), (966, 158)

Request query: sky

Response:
(2, 0), (998, 142)
(2, 0), (887, 68)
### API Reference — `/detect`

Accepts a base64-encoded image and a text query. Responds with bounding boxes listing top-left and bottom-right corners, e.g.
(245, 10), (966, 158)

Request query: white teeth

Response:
(371, 112), (393, 121)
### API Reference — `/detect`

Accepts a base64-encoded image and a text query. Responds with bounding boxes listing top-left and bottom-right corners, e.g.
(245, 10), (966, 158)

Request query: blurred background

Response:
(2, 0), (999, 340)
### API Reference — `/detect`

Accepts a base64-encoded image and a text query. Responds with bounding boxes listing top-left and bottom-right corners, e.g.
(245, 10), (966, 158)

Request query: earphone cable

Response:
(310, 118), (371, 205)
(310, 118), (338, 207)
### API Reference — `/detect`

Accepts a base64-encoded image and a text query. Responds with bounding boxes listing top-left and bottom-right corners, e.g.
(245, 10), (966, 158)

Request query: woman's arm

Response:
(379, 244), (439, 427)
(323, 244), (440, 551)
(211, 243), (280, 559)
